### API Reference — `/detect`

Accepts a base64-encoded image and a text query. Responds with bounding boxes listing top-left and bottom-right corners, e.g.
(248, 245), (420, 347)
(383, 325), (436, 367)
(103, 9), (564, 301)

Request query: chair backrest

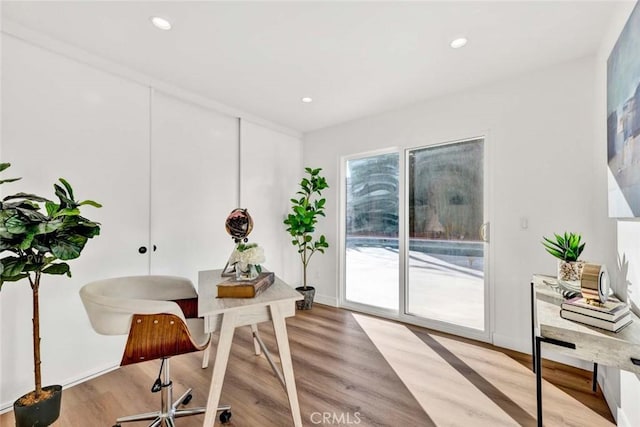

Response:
(80, 275), (209, 365)
(79, 275), (197, 336)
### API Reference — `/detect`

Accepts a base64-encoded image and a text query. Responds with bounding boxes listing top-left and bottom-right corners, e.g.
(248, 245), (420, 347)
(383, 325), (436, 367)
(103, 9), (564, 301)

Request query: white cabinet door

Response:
(1, 36), (150, 405)
(150, 91), (239, 285)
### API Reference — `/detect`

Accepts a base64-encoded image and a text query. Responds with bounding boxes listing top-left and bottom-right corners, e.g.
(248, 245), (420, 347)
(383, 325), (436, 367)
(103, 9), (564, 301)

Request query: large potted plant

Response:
(542, 231), (586, 282)
(0, 163), (101, 427)
(284, 167), (329, 309)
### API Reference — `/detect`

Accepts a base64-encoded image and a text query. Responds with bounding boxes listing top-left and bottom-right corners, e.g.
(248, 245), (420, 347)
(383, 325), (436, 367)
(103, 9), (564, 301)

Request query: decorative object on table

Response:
(284, 167), (329, 310)
(560, 309), (632, 333)
(543, 278), (582, 300)
(217, 271), (275, 298)
(607, 0), (640, 218)
(541, 232), (586, 282)
(0, 163), (101, 427)
(225, 207), (253, 241)
(229, 242), (265, 281)
(580, 263), (610, 303)
(561, 295), (629, 322)
(221, 208), (255, 277)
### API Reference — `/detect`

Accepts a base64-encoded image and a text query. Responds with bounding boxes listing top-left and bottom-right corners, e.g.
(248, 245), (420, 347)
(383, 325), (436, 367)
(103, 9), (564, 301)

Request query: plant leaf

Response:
(42, 263), (71, 277)
(78, 200), (102, 208)
(58, 178), (74, 201)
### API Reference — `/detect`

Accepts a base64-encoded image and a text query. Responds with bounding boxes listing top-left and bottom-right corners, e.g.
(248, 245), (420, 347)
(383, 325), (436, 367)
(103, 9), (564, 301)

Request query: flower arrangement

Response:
(230, 242), (265, 279)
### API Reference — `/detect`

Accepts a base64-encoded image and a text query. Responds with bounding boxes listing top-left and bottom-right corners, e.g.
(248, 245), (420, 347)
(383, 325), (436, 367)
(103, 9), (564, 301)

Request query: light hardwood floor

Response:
(0, 305), (614, 426)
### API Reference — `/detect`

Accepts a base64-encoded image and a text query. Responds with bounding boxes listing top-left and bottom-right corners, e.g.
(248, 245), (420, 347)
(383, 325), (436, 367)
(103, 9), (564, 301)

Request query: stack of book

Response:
(560, 296), (632, 332)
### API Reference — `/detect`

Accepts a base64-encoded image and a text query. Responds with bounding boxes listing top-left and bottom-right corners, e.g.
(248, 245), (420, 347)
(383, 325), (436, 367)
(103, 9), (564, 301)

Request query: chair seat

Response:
(186, 318), (209, 348)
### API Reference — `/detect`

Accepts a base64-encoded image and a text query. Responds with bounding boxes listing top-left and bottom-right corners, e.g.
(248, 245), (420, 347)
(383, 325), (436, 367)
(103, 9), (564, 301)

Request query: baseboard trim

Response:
(617, 406), (631, 427)
(600, 369), (619, 424)
(314, 294), (338, 307)
(491, 333), (531, 354)
(0, 363), (119, 413)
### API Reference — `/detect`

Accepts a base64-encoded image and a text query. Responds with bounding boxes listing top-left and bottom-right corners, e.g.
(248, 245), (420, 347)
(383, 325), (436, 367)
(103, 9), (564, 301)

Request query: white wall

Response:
(304, 56), (615, 351)
(0, 31), (302, 411)
(239, 119), (303, 286)
(596, 2), (640, 425)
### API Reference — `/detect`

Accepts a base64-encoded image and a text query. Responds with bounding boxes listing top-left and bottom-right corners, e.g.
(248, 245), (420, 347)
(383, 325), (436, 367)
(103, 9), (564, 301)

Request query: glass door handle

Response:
(480, 222), (490, 243)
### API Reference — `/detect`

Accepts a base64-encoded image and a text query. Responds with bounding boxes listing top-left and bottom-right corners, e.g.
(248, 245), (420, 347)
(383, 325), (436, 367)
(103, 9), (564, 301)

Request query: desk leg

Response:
(202, 341), (211, 369)
(203, 311), (237, 427)
(531, 282), (536, 373)
(535, 336), (543, 427)
(592, 363), (598, 392)
(251, 324), (262, 356)
(270, 304), (303, 427)
(535, 336), (576, 427)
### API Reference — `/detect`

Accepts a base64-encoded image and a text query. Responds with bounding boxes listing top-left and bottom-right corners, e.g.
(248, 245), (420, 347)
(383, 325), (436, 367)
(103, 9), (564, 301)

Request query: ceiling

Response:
(1, 1), (625, 133)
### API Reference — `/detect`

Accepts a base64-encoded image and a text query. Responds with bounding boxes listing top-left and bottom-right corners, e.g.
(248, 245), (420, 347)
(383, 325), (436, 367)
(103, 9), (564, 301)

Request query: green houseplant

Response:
(0, 163), (101, 427)
(542, 232), (586, 282)
(284, 167), (329, 309)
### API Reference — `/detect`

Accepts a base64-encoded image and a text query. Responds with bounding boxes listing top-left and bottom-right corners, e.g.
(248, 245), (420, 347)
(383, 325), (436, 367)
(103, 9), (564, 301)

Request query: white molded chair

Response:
(80, 275), (231, 427)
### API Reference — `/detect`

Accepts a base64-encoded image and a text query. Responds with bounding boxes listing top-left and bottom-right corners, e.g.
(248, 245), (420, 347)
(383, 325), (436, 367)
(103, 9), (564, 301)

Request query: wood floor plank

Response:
(0, 304), (613, 426)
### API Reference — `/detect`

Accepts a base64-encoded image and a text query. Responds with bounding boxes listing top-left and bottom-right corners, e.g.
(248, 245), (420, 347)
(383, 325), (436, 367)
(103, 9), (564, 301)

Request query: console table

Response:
(532, 274), (640, 426)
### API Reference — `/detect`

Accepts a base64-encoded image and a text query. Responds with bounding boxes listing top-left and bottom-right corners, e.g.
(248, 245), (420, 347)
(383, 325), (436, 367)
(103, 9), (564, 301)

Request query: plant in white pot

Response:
(0, 163), (101, 427)
(542, 232), (586, 283)
(284, 167), (329, 309)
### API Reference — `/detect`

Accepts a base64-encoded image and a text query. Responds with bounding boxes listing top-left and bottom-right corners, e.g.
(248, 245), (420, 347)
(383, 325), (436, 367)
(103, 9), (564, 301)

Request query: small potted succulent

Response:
(542, 232), (586, 282)
(284, 167), (329, 309)
(0, 163), (101, 427)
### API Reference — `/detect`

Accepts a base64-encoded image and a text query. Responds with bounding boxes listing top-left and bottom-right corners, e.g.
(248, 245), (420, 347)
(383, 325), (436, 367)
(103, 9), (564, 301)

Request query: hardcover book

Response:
(217, 272), (274, 298)
(560, 309), (633, 332)
(561, 296), (629, 321)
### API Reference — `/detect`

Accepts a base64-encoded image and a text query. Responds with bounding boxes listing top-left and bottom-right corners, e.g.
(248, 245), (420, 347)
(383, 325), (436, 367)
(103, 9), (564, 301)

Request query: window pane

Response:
(407, 139), (485, 330)
(345, 152), (399, 310)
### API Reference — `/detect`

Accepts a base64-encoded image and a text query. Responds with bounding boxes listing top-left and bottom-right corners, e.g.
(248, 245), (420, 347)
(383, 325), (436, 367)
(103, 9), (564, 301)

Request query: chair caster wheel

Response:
(182, 393), (193, 405)
(220, 410), (232, 423)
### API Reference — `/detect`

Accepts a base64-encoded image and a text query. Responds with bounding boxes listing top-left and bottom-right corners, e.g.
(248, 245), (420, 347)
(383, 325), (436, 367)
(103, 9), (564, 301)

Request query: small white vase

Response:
(557, 260), (585, 282)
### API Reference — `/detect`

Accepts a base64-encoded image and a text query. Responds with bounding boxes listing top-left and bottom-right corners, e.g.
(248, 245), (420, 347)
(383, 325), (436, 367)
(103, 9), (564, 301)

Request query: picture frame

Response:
(607, 1), (640, 217)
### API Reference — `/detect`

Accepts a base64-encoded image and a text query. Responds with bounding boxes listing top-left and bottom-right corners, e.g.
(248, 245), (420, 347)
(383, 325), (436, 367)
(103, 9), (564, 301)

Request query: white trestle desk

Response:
(198, 269), (303, 426)
(532, 274), (640, 426)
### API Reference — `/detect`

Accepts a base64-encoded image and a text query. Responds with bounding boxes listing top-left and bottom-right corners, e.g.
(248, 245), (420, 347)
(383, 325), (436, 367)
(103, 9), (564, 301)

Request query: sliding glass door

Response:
(342, 137), (488, 337)
(344, 151), (399, 311)
(407, 138), (486, 330)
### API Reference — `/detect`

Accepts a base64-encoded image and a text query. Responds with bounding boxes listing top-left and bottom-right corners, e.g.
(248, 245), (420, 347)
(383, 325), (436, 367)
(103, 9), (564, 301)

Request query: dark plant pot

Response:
(295, 286), (316, 310)
(14, 385), (62, 427)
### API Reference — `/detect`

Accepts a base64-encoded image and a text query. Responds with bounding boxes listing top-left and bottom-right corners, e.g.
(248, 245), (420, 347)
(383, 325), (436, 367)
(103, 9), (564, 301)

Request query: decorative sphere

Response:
(225, 208), (253, 242)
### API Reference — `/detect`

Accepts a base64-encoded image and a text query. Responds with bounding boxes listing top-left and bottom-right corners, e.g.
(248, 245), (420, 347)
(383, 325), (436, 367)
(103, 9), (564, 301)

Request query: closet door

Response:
(150, 91), (239, 285)
(1, 36), (150, 402)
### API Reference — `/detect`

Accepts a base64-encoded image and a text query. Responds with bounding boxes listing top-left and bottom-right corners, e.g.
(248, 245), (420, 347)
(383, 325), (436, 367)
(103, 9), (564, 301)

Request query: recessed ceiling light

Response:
(301, 97), (313, 103)
(150, 16), (172, 31)
(450, 37), (468, 49)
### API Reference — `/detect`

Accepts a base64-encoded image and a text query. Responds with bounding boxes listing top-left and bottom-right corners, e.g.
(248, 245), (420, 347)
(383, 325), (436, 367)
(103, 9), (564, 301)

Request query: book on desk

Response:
(561, 296), (629, 321)
(560, 296), (632, 332)
(217, 272), (274, 298)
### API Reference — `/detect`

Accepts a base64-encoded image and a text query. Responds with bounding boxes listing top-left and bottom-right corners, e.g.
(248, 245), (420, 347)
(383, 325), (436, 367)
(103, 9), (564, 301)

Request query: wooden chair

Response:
(80, 275), (231, 426)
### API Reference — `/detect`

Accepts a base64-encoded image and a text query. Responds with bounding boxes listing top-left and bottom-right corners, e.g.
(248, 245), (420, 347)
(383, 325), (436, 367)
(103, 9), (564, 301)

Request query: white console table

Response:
(532, 274), (640, 426)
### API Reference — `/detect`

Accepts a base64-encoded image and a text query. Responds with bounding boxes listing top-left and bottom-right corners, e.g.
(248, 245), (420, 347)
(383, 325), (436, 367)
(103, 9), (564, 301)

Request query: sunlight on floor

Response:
(352, 313), (614, 427)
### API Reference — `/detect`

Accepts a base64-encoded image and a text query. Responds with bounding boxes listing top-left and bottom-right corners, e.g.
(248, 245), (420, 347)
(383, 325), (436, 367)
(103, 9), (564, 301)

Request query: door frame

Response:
(338, 135), (492, 344)
(400, 136), (491, 343)
(339, 147), (402, 319)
